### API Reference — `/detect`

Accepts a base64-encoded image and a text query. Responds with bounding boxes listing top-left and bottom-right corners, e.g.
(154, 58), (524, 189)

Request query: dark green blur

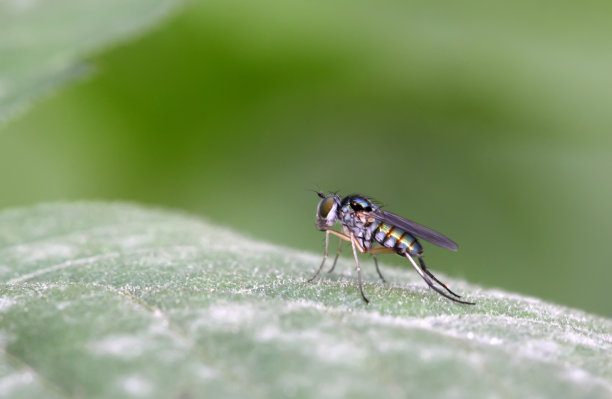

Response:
(1, 0), (611, 316)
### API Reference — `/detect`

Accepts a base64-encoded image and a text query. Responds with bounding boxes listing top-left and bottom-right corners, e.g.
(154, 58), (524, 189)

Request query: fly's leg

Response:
(326, 238), (343, 274)
(309, 230), (351, 282)
(350, 235), (370, 304)
(328, 241), (386, 283)
(308, 230), (331, 282)
(405, 253), (475, 305)
(417, 256), (461, 298)
(366, 247), (395, 284)
(372, 255), (386, 283)
(367, 247), (396, 255)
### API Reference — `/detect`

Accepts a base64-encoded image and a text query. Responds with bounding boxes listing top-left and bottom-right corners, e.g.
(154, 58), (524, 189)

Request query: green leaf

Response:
(0, 203), (610, 398)
(0, 0), (181, 125)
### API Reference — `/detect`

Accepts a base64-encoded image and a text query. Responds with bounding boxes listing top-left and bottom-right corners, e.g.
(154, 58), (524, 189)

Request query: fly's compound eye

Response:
(318, 196), (335, 218)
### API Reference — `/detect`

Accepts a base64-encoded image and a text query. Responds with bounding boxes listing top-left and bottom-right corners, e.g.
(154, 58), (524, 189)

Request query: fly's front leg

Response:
(309, 230), (351, 282)
(308, 230), (331, 282)
(327, 238), (343, 274)
(349, 233), (370, 304)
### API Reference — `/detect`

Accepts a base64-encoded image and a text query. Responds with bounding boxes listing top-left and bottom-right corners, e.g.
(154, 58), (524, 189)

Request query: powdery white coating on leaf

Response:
(1, 370), (64, 399)
(194, 364), (219, 380)
(0, 202), (610, 399)
(0, 370), (33, 395)
(17, 241), (78, 260)
(88, 335), (148, 359)
(0, 296), (16, 312)
(6, 252), (121, 284)
(121, 375), (153, 396)
(203, 303), (258, 331)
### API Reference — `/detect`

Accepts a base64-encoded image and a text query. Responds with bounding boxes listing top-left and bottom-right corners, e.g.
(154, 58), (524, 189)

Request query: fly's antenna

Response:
(307, 187), (326, 198)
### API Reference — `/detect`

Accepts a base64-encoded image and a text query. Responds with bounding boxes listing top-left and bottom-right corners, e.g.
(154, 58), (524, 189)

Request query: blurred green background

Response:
(1, 0), (611, 317)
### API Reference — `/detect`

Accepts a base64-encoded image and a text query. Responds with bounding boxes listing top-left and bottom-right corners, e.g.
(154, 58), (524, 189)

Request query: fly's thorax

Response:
(339, 209), (380, 249)
(341, 195), (377, 213)
(339, 208), (364, 233)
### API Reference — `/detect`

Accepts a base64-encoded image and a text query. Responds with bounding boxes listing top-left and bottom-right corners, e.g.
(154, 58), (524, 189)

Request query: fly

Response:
(310, 191), (474, 305)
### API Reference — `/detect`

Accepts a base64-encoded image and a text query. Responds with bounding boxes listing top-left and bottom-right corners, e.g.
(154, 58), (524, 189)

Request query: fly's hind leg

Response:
(417, 256), (462, 298)
(405, 253), (475, 305)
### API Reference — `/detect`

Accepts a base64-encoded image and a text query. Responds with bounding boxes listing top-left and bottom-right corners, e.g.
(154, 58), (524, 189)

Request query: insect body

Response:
(310, 192), (474, 305)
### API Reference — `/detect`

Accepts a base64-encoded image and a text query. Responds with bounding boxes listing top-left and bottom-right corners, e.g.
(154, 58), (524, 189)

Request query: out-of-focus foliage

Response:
(0, 0), (182, 123)
(0, 0), (611, 316)
(1, 203), (611, 399)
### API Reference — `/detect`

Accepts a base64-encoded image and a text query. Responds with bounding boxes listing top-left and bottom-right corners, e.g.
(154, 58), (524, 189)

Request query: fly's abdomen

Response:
(374, 222), (422, 255)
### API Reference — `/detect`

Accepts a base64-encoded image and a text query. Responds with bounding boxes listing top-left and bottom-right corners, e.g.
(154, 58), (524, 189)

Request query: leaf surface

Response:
(0, 203), (610, 398)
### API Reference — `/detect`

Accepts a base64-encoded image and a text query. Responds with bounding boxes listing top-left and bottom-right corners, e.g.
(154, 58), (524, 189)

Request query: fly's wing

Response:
(374, 210), (459, 251)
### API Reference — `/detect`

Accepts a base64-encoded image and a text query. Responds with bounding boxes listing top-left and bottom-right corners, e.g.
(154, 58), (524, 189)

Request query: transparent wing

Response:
(373, 210), (459, 251)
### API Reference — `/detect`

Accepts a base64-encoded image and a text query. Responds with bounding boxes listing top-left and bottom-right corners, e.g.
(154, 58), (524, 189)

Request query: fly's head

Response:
(315, 191), (341, 231)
